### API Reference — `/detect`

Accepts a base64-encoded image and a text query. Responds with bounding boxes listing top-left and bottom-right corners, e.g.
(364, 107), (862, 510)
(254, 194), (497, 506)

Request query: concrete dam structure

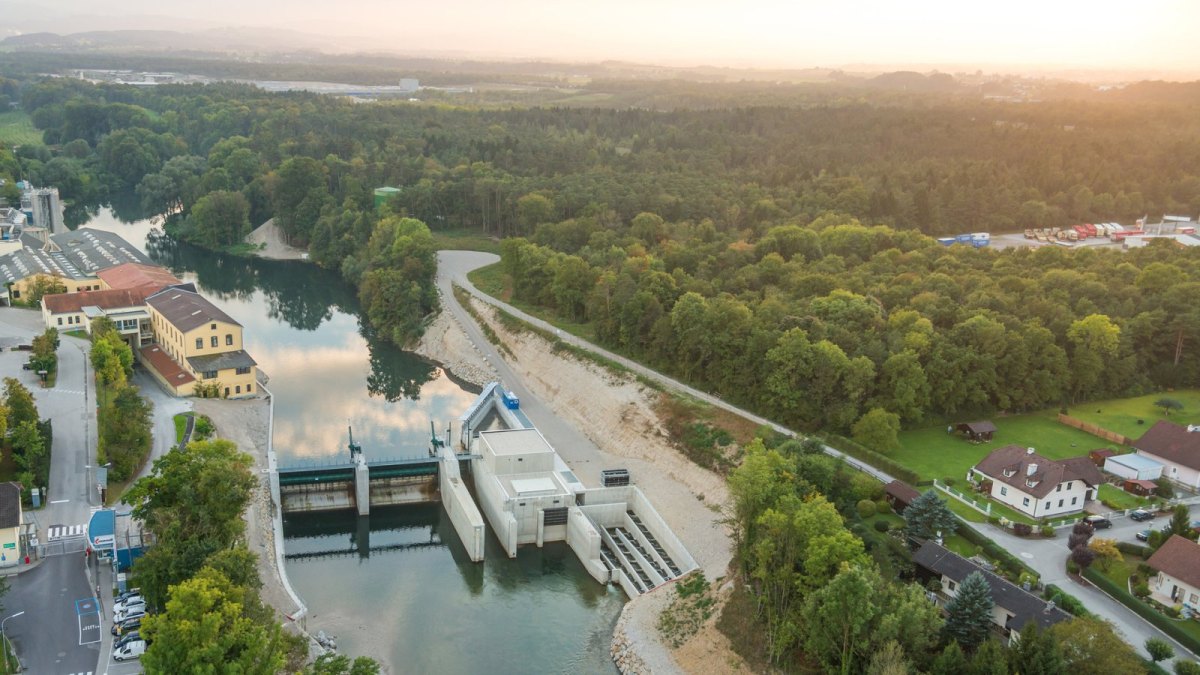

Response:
(275, 383), (696, 596)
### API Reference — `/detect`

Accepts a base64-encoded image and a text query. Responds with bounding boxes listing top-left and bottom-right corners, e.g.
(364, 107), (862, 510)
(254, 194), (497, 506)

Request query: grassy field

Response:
(431, 228), (503, 254)
(0, 110), (42, 146)
(466, 263), (598, 340)
(895, 410), (1105, 482)
(1068, 390), (1200, 441)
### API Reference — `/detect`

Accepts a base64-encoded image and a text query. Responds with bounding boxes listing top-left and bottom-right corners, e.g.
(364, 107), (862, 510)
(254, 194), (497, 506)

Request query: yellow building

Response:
(0, 482), (23, 568)
(142, 287), (258, 398)
(0, 228), (153, 304)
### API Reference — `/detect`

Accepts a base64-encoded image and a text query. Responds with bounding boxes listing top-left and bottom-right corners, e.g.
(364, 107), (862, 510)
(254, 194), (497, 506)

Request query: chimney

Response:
(1027, 463), (1038, 476)
(1188, 425), (1199, 433)
(1026, 447), (1035, 455)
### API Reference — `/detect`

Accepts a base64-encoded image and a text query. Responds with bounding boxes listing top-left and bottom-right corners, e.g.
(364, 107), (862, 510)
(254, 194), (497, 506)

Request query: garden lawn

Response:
(1096, 483), (1151, 511)
(173, 413), (191, 445)
(0, 110), (42, 146)
(1068, 390), (1200, 441)
(895, 410), (1113, 482)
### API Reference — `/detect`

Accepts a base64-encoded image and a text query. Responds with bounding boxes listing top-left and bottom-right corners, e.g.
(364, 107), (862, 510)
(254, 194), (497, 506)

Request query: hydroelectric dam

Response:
(274, 383), (697, 596)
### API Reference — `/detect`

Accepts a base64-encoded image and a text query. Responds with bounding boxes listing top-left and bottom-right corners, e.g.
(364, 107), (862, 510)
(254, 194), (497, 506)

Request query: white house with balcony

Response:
(969, 445), (1102, 519)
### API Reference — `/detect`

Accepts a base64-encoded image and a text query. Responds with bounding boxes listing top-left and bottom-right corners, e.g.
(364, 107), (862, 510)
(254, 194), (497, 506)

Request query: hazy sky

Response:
(7, 0), (1200, 74)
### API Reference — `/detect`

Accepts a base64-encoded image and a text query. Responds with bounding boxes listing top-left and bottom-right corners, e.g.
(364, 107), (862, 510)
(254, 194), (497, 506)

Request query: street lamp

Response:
(2, 610), (24, 672)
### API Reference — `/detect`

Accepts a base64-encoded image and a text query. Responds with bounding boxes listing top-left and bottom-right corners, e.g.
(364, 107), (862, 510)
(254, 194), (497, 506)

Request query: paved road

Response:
(983, 507), (1199, 665)
(3, 554), (100, 675)
(438, 250), (1198, 666)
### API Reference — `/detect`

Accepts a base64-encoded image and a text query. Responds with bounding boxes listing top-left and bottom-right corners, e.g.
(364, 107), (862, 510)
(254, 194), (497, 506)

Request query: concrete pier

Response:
(354, 455), (370, 516)
(437, 443), (486, 562)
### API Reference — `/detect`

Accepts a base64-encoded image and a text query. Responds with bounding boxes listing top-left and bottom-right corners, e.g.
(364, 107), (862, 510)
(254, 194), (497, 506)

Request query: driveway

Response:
(968, 504), (1199, 665)
(2, 554), (100, 675)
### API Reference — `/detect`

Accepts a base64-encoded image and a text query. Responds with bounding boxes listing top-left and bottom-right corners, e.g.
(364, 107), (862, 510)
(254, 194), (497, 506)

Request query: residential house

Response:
(143, 287), (257, 398)
(0, 482), (22, 568)
(970, 445), (1102, 518)
(913, 541), (1072, 644)
(1134, 421), (1200, 489)
(1146, 535), (1200, 613)
(40, 287), (162, 347)
(884, 479), (921, 513)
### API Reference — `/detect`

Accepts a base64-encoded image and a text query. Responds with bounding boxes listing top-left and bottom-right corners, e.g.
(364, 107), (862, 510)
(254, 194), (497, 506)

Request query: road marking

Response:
(50, 499), (70, 504)
(76, 597), (101, 645)
(47, 524), (87, 540)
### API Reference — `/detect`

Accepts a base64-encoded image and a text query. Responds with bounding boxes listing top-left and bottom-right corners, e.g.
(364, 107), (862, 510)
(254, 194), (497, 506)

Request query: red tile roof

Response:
(1135, 420), (1200, 472)
(42, 288), (152, 314)
(1147, 535), (1200, 589)
(96, 263), (181, 291)
(139, 344), (195, 388)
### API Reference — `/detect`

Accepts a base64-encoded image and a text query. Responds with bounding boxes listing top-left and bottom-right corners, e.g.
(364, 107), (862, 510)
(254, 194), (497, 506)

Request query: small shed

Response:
(884, 480), (921, 513)
(955, 420), (997, 442)
(1104, 453), (1164, 481)
(1089, 448), (1117, 467)
(1122, 479), (1158, 496)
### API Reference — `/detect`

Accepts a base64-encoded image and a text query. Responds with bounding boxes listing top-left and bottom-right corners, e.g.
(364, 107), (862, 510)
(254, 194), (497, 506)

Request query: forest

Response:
(5, 74), (1200, 426)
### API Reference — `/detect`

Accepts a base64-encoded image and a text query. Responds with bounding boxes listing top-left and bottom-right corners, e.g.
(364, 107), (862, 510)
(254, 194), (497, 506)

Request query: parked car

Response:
(114, 639), (146, 661)
(112, 616), (141, 636)
(113, 595), (144, 613)
(114, 607), (145, 625)
(115, 631), (141, 649)
(1085, 515), (1112, 529)
(114, 589), (142, 603)
(114, 600), (145, 620)
(1136, 529), (1152, 542)
(1129, 509), (1154, 522)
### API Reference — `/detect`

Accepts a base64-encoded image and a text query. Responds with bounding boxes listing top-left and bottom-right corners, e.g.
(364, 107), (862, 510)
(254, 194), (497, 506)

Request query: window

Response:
(211, 335), (218, 348)
(235, 385), (241, 394)
(226, 334), (233, 346)
(1191, 593), (1199, 604)
(10, 290), (18, 298)
(947, 580), (957, 591)
(57, 317), (62, 326)
(1056, 484), (1062, 492)
(1066, 482), (1073, 490)
(1000, 487), (1008, 496)
(203, 370), (218, 379)
(211, 323), (217, 330)
(1044, 501), (1051, 510)
(247, 383), (253, 393)
(1071, 497), (1077, 505)
(195, 338), (203, 349)
(1022, 497), (1030, 507)
(1058, 499), (1064, 507)
(235, 366), (251, 375)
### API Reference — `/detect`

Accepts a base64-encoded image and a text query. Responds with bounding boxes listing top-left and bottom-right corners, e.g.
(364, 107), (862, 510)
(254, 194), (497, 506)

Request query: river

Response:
(82, 208), (624, 673)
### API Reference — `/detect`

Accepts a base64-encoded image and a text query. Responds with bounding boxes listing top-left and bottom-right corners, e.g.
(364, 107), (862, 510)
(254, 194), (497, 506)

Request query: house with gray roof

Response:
(913, 541), (1072, 644)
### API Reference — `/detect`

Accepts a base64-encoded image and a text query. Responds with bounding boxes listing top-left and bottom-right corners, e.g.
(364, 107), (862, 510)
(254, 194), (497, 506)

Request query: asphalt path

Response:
(437, 250), (1199, 667)
(3, 554), (99, 674)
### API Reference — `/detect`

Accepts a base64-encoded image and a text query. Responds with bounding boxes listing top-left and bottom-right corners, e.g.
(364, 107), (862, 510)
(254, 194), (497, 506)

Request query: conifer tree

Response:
(941, 571), (994, 652)
(903, 490), (958, 541)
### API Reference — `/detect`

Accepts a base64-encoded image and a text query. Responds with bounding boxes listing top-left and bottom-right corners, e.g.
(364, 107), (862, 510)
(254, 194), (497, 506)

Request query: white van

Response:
(114, 638), (146, 661)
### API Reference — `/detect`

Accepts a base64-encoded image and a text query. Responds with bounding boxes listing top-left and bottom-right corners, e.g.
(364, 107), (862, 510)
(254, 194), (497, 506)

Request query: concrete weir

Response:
(273, 383), (695, 596)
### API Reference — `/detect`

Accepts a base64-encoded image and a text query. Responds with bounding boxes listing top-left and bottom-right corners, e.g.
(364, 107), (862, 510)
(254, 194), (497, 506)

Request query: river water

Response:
(82, 208), (624, 673)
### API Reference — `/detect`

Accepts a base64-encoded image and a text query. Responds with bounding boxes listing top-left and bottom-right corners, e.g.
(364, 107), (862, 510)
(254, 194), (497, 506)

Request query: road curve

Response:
(436, 250), (894, 483)
(436, 249), (1198, 666)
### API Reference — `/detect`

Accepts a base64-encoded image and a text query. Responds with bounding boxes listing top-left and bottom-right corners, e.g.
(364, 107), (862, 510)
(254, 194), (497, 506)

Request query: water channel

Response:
(82, 208), (624, 673)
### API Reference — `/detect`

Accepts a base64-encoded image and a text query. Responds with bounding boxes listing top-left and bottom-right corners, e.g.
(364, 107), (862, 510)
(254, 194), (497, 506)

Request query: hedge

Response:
(1043, 583), (1092, 618)
(819, 433), (922, 485)
(1082, 566), (1200, 656)
(1116, 541), (1153, 558)
(957, 522), (1037, 581)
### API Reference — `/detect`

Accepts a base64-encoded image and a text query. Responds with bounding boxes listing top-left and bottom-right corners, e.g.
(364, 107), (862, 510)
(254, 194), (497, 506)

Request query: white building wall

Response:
(989, 479), (1090, 518)
(1139, 452), (1200, 489)
(1153, 571), (1200, 610)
